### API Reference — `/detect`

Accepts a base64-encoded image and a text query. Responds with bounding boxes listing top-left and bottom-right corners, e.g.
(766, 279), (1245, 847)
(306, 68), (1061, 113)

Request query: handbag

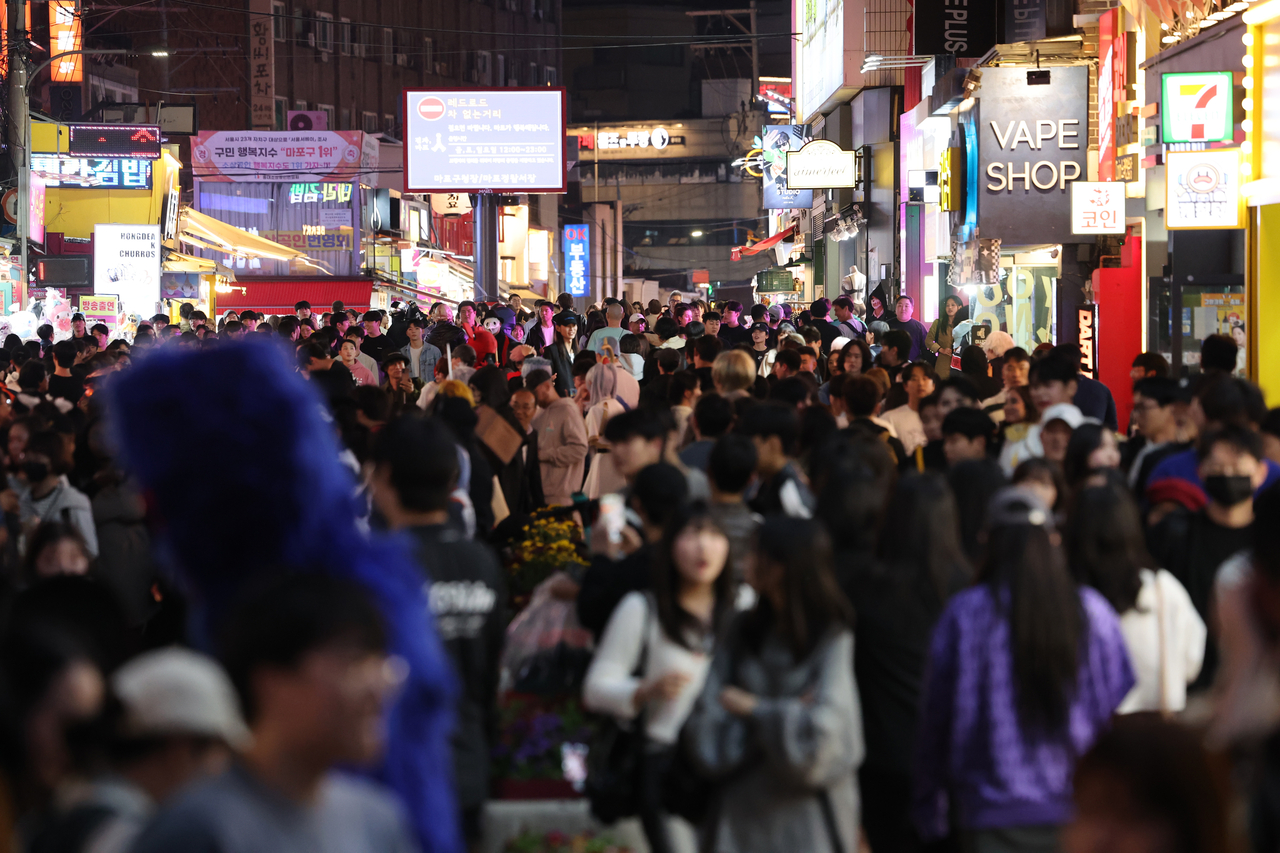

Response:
(585, 596), (653, 824)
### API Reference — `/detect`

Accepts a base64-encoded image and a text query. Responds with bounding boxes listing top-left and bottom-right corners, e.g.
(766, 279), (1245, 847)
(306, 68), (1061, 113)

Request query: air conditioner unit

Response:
(395, 53), (407, 66)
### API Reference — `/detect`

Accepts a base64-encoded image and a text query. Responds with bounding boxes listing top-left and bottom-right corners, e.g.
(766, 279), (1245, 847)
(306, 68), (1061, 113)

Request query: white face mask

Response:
(483, 318), (502, 335)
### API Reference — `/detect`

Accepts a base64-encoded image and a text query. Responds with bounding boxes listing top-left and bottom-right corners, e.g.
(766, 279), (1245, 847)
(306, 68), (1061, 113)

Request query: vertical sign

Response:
(916, 0), (997, 57)
(1098, 10), (1117, 182)
(29, 175), (45, 247)
(1006, 0), (1045, 42)
(48, 0), (82, 82)
(761, 125), (814, 209)
(248, 0), (276, 130)
(562, 224), (589, 298)
(1078, 304), (1098, 379)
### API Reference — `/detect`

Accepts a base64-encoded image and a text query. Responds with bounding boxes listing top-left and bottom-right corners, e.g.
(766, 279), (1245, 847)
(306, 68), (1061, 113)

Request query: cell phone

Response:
(599, 493), (625, 545)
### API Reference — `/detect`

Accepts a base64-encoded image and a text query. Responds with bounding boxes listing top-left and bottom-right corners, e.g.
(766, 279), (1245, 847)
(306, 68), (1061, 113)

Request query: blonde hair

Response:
(864, 367), (891, 396)
(437, 379), (475, 407)
(711, 349), (756, 395)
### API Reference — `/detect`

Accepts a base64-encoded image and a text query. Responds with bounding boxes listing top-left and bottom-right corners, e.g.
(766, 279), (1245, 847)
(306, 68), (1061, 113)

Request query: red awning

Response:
(730, 224), (797, 262)
(214, 278), (374, 315)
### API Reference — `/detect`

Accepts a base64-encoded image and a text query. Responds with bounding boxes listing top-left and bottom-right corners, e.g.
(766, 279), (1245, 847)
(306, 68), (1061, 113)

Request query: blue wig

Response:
(106, 339), (461, 853)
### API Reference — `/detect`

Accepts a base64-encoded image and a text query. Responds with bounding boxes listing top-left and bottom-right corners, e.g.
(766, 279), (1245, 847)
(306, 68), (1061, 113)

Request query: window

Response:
(382, 28), (393, 65)
(527, 61), (538, 86)
(294, 99), (308, 111)
(353, 24), (366, 57)
(383, 114), (396, 137)
(362, 111), (378, 133)
(317, 103), (335, 128)
(496, 54), (505, 87)
(274, 97), (288, 130)
(543, 65), (556, 86)
(271, 0), (286, 40)
(423, 37), (433, 73)
(477, 50), (491, 85)
(315, 11), (333, 52)
(338, 17), (350, 55)
(340, 107), (351, 129)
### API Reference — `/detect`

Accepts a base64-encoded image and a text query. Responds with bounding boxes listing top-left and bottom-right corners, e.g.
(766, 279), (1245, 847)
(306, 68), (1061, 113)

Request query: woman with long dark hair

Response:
(584, 504), (734, 853)
(687, 517), (863, 853)
(914, 488), (1133, 852)
(853, 474), (970, 852)
(925, 294), (966, 365)
(1062, 423), (1122, 494)
(1067, 483), (1204, 714)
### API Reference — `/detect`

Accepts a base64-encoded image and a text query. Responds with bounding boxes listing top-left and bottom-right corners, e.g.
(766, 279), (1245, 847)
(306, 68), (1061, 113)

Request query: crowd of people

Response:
(0, 287), (1271, 853)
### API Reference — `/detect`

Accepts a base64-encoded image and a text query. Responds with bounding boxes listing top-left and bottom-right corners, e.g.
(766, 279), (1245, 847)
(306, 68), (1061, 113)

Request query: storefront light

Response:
(1162, 34), (1180, 42)
(1245, 97), (1255, 109)
(1245, 54), (1256, 66)
(1200, 18), (1219, 26)
(1244, 75), (1255, 87)
(1245, 31), (1256, 43)
(1243, 160), (1253, 175)
(1244, 0), (1280, 25)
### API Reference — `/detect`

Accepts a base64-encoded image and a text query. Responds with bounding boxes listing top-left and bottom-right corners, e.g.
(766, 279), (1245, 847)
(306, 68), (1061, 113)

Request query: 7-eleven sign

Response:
(1162, 72), (1235, 144)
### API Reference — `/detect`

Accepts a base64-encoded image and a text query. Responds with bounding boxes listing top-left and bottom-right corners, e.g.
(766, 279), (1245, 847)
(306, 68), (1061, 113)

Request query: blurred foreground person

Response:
(132, 576), (417, 853)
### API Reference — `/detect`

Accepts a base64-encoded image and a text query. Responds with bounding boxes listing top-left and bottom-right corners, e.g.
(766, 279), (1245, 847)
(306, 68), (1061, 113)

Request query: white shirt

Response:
(406, 343), (422, 379)
(584, 592), (711, 745)
(1116, 569), (1206, 714)
(883, 404), (926, 454)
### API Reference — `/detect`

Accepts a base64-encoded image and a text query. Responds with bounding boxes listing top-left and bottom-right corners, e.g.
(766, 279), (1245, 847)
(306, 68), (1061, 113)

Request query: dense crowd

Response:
(0, 288), (1272, 853)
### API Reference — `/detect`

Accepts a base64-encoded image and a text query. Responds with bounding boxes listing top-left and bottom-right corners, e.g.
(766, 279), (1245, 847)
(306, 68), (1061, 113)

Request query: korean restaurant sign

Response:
(562, 225), (589, 298)
(191, 131), (377, 183)
(403, 88), (567, 193)
(977, 66), (1088, 244)
(1071, 182), (1126, 234)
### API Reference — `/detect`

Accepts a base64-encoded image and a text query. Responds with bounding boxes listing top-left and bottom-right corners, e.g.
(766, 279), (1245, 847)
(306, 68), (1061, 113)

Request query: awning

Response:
(163, 250), (237, 281)
(212, 277), (374, 315)
(177, 207), (306, 262)
(730, 224), (797, 262)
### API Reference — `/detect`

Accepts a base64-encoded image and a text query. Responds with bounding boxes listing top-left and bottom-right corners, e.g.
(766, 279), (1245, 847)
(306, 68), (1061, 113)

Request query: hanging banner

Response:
(48, 0), (82, 82)
(760, 125), (813, 209)
(191, 130), (378, 182)
(247, 0), (276, 130)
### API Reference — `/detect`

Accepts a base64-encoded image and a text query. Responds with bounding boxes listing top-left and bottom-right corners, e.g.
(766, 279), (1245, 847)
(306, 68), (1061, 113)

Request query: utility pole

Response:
(7, 0), (26, 307)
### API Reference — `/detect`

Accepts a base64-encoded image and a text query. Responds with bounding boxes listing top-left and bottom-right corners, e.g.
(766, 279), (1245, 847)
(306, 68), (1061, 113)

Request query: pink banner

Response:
(192, 130), (378, 183)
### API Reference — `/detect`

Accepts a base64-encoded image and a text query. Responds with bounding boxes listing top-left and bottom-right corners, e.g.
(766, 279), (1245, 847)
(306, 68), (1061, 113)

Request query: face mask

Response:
(21, 461), (49, 483)
(484, 318), (502, 335)
(1204, 474), (1253, 507)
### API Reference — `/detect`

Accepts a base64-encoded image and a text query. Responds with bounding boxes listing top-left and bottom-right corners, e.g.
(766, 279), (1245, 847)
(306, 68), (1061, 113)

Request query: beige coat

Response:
(532, 396), (589, 505)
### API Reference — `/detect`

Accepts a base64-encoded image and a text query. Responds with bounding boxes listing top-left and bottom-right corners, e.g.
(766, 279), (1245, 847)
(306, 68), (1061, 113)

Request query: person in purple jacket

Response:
(913, 488), (1134, 853)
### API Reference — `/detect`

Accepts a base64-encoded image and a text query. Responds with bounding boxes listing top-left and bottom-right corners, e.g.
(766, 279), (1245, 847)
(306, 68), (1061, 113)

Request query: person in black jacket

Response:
(370, 415), (507, 848)
(545, 313), (579, 398)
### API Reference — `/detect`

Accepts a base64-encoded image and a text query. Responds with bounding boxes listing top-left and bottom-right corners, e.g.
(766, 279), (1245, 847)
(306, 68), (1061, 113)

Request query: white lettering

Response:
(1008, 161), (1031, 190)
(1011, 121), (1036, 150)
(1031, 161), (1058, 190)
(987, 161), (1007, 191)
(1059, 119), (1080, 149)
(991, 121), (1016, 150)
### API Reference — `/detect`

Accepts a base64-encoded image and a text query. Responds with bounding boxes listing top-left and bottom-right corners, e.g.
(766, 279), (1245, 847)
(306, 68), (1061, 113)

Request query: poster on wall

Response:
(976, 66), (1089, 245)
(191, 131), (378, 183)
(760, 125), (813, 209)
(93, 225), (160, 318)
(1165, 149), (1244, 230)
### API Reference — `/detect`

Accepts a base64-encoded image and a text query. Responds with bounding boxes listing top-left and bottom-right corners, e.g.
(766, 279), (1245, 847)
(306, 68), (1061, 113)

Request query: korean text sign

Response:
(192, 131), (377, 183)
(1071, 182), (1126, 234)
(563, 225), (589, 298)
(80, 294), (119, 336)
(404, 88), (567, 193)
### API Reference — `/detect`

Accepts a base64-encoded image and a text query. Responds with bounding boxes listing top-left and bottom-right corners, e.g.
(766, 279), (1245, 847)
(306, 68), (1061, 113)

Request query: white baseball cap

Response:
(1041, 403), (1085, 430)
(112, 647), (251, 748)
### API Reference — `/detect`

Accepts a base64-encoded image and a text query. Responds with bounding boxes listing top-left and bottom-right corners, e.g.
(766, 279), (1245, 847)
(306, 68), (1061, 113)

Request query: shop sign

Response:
(193, 131), (377, 183)
(48, 0), (82, 82)
(761, 125), (814, 209)
(32, 155), (152, 189)
(1161, 72), (1233, 144)
(68, 125), (162, 160)
(247, 0), (275, 130)
(916, 0), (997, 58)
(756, 268), (796, 293)
(797, 0), (844, 122)
(786, 140), (856, 189)
(162, 176), (180, 242)
(562, 225), (589, 298)
(29, 176), (44, 247)
(1098, 10), (1118, 181)
(430, 193), (472, 217)
(404, 88), (567, 193)
(1071, 182), (1126, 234)
(80, 294), (120, 337)
(93, 224), (160, 318)
(759, 79), (792, 115)
(977, 66), (1088, 244)
(1165, 148), (1244, 230)
(286, 183), (353, 204)
(269, 230), (354, 251)
(1114, 153), (1139, 183)
(1078, 303), (1098, 380)
(939, 146), (963, 211)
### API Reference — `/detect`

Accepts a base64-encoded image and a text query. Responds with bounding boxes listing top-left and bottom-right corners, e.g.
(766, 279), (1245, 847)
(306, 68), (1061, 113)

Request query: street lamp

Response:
(8, 47), (158, 305)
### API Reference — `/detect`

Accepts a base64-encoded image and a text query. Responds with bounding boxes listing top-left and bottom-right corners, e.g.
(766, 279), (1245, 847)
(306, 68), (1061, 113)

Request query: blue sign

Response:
(563, 224), (589, 298)
(403, 88), (567, 193)
(32, 155), (152, 189)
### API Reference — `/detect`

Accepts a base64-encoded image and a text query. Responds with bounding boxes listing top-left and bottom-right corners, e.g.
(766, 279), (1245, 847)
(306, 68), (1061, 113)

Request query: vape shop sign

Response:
(977, 66), (1089, 245)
